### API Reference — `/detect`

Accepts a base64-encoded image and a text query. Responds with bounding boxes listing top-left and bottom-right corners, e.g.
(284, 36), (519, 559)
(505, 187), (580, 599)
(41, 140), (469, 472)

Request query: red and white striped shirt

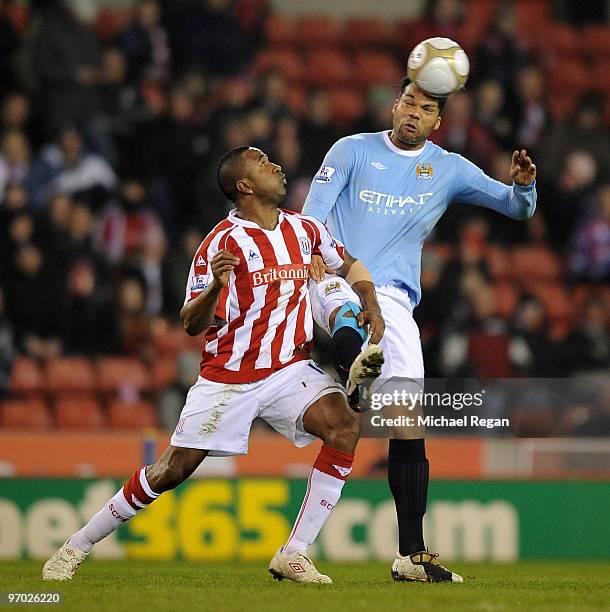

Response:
(184, 209), (345, 383)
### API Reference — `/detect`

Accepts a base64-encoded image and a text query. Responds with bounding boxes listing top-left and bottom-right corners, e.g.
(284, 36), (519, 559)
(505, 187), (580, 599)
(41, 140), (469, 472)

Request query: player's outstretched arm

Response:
(336, 252), (385, 344)
(180, 249), (238, 336)
(452, 153), (537, 220)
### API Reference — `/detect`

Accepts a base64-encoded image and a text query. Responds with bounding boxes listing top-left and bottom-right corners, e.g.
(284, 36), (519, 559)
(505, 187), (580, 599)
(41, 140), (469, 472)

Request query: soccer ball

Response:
(407, 37), (470, 97)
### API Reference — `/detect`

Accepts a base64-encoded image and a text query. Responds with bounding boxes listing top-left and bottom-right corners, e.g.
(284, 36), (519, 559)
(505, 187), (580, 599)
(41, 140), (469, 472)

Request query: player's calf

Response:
(270, 393), (357, 583)
(329, 302), (384, 410)
(42, 446), (207, 580)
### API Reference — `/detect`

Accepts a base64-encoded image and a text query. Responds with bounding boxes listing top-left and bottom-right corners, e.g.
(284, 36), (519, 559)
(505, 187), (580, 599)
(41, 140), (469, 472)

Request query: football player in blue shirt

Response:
(302, 77), (537, 583)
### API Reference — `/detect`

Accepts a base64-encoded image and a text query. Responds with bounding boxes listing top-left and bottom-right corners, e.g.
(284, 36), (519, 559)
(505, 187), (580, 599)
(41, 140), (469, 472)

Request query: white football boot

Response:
(391, 551), (463, 583)
(42, 542), (88, 581)
(269, 549), (332, 584)
(346, 343), (384, 410)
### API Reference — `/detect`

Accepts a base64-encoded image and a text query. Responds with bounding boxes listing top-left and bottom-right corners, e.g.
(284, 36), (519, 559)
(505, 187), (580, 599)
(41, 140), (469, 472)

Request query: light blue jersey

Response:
(302, 131), (536, 307)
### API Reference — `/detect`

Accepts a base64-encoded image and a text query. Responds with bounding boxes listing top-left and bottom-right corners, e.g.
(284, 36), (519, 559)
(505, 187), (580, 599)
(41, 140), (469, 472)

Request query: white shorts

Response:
(170, 360), (345, 456)
(309, 276), (425, 388)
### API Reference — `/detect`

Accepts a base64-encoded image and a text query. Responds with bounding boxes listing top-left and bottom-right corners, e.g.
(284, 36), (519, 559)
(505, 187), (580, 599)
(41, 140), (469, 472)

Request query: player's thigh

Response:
(258, 360), (349, 448)
(372, 293), (425, 438)
(170, 376), (259, 456)
(375, 290), (424, 383)
(309, 275), (361, 336)
(383, 401), (425, 439)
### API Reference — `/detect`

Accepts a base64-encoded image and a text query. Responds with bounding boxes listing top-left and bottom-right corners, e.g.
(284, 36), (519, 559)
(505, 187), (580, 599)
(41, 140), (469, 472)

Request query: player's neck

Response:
(235, 204), (280, 231)
(389, 130), (426, 152)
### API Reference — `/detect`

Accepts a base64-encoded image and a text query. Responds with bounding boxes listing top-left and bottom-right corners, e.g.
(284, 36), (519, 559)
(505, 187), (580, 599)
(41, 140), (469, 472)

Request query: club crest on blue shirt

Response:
(324, 281), (341, 296)
(416, 162), (433, 180)
(314, 165), (336, 184)
(299, 236), (312, 255)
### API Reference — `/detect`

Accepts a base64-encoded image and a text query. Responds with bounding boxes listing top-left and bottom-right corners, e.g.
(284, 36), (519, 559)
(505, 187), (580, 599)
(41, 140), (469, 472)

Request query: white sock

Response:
(69, 467), (159, 553)
(283, 468), (346, 554)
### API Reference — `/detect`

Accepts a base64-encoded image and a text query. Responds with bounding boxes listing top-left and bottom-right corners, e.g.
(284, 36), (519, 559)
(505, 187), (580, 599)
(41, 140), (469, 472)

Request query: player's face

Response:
(241, 148), (287, 204)
(391, 83), (442, 148)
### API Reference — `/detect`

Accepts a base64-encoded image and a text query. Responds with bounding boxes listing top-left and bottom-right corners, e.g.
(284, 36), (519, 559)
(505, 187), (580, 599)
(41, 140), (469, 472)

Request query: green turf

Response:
(2, 561), (609, 612)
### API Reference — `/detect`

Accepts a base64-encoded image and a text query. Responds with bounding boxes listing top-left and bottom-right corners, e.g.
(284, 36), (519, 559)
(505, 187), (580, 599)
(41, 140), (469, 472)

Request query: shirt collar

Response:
(228, 208), (284, 230)
(382, 131), (428, 157)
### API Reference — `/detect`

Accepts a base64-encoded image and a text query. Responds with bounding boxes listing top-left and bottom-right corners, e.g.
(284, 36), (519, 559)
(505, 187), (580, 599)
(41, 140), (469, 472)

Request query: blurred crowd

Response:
(0, 0), (608, 434)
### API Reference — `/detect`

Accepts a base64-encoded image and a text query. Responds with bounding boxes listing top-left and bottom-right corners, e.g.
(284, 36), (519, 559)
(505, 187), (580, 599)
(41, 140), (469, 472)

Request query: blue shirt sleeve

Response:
(449, 154), (536, 220)
(301, 137), (356, 222)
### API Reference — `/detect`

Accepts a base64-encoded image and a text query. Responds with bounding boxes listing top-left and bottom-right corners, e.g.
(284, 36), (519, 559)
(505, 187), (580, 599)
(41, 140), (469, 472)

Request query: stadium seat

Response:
(55, 396), (106, 430)
(97, 357), (149, 394)
(342, 18), (391, 48)
(252, 48), (303, 82)
(547, 59), (589, 93)
(263, 14), (294, 46)
(293, 16), (342, 47)
(529, 24), (581, 57)
(515, 0), (551, 35)
(353, 52), (402, 87)
(469, 333), (512, 378)
(108, 400), (157, 429)
(0, 398), (53, 429)
(328, 87), (366, 125)
(305, 49), (351, 87)
(582, 25), (610, 56)
(511, 246), (562, 282)
(45, 357), (96, 395)
(151, 357), (178, 391)
(9, 357), (44, 396)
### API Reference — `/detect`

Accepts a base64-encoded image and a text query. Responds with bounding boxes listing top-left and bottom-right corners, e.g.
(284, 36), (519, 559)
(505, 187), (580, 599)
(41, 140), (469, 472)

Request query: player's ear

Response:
(433, 115), (441, 131)
(392, 98), (399, 115)
(236, 179), (254, 196)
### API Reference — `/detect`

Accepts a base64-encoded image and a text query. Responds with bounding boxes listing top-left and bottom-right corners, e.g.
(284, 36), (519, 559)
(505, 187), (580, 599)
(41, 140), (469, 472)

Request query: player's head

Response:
(217, 146), (286, 207)
(391, 77), (446, 147)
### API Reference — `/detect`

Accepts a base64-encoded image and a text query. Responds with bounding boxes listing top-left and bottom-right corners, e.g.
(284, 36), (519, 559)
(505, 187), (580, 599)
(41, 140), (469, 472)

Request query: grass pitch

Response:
(2, 560), (609, 612)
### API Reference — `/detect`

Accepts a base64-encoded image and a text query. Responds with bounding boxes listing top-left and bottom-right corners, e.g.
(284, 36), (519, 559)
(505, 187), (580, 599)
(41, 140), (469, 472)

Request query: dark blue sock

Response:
(388, 438), (428, 555)
(330, 326), (363, 387)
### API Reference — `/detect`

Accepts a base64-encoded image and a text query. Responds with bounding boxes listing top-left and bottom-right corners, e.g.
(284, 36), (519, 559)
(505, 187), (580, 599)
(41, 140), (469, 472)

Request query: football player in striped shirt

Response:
(43, 146), (384, 585)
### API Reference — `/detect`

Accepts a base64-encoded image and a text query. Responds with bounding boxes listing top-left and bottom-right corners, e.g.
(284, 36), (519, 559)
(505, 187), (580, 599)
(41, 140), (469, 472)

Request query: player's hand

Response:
(211, 249), (239, 288)
(309, 254), (325, 283)
(358, 307), (385, 345)
(510, 149), (536, 186)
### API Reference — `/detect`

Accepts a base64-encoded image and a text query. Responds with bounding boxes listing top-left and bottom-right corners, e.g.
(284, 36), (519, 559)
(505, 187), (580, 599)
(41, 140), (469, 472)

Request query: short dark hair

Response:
(399, 76), (447, 115)
(217, 146), (250, 203)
